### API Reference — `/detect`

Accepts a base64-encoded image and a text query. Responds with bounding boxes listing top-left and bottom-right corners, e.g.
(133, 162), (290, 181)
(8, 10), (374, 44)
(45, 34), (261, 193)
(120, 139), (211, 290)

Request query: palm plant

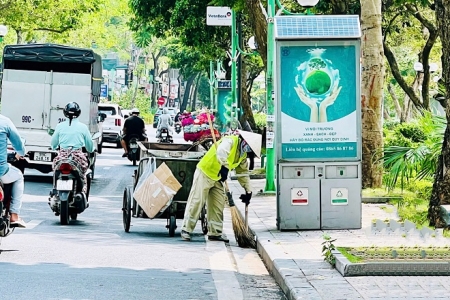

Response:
(381, 112), (446, 191)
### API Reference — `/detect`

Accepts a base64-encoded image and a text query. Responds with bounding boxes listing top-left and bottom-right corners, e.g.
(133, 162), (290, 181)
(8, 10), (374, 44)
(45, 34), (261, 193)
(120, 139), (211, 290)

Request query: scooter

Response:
(126, 134), (141, 166)
(48, 150), (91, 225)
(158, 127), (173, 143)
(175, 122), (182, 134)
(0, 153), (23, 237)
(48, 133), (100, 225)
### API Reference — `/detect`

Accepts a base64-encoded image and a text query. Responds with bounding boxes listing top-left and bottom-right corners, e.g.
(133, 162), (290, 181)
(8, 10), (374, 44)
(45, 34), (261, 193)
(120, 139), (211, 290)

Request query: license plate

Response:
(34, 152), (52, 162)
(161, 133), (168, 137)
(56, 179), (73, 190)
(130, 144), (138, 148)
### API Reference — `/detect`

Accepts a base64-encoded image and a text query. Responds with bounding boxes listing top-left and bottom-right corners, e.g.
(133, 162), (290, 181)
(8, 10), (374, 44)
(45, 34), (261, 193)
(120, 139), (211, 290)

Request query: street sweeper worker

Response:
(181, 130), (262, 242)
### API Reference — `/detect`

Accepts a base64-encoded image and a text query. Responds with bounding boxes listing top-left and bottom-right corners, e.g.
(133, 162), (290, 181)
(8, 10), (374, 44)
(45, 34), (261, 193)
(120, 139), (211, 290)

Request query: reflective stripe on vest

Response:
(197, 136), (247, 181)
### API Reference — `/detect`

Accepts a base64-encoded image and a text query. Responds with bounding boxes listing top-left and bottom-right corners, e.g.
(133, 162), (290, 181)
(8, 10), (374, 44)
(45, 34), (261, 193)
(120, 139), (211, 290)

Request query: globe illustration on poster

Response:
(295, 48), (340, 104)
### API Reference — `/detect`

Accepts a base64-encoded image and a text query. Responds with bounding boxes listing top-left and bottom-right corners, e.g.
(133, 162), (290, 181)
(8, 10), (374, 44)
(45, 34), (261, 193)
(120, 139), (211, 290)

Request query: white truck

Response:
(0, 44), (103, 175)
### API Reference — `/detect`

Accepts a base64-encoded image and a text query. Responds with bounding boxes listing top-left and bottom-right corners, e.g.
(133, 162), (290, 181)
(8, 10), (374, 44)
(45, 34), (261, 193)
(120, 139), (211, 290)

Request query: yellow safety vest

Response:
(198, 136), (247, 181)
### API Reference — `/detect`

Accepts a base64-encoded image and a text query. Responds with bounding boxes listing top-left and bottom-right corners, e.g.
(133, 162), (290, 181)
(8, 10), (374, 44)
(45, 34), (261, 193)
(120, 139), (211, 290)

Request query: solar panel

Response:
(274, 15), (361, 39)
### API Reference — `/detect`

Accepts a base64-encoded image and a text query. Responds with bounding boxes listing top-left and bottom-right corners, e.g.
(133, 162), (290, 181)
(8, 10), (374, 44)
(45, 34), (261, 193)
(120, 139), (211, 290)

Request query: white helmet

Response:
(131, 108), (140, 114)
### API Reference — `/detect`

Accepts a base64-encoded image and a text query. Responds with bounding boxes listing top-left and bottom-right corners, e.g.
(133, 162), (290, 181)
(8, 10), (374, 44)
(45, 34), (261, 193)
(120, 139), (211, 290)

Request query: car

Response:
(122, 109), (131, 119)
(153, 107), (178, 128)
(98, 103), (125, 147)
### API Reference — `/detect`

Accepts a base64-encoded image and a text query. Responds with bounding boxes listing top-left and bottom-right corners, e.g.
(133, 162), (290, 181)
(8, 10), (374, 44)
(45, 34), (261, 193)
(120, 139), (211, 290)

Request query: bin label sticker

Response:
(331, 188), (348, 205)
(291, 188), (308, 205)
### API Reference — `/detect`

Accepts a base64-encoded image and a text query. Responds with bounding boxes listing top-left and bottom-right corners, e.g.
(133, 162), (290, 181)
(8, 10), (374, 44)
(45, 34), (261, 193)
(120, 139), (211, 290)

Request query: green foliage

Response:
(109, 89), (153, 124)
(253, 112), (266, 129)
(321, 233), (336, 267)
(381, 112), (445, 190)
(388, 179), (432, 226)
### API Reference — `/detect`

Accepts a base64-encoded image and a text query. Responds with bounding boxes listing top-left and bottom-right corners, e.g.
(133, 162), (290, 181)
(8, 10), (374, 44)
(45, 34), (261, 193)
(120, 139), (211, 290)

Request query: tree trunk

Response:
(360, 0), (385, 188)
(246, 0), (267, 67)
(180, 74), (196, 112)
(16, 29), (23, 44)
(191, 73), (201, 110)
(387, 83), (402, 119)
(428, 0), (450, 227)
(239, 59), (256, 129)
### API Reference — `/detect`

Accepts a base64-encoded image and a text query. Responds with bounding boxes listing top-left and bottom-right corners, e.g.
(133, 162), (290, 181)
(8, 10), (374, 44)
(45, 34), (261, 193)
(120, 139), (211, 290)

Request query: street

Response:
(0, 127), (286, 300)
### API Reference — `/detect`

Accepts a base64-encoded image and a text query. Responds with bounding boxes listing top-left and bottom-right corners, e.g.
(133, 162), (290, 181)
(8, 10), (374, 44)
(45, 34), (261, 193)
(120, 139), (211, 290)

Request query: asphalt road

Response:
(0, 127), (286, 300)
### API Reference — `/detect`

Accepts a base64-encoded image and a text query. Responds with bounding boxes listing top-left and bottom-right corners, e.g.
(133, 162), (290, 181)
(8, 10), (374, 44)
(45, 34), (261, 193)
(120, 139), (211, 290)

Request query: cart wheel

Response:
(169, 215), (176, 237)
(122, 186), (132, 232)
(201, 206), (208, 235)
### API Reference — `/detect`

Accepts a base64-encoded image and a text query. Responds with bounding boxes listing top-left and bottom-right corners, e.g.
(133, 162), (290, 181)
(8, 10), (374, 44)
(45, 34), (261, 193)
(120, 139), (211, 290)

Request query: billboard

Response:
(277, 41), (361, 161)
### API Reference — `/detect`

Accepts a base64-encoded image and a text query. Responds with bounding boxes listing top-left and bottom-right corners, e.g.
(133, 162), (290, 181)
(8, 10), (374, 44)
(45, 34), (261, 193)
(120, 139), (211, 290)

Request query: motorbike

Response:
(48, 150), (91, 225)
(175, 122), (182, 134)
(48, 133), (100, 225)
(126, 134), (141, 166)
(0, 153), (23, 237)
(158, 127), (173, 143)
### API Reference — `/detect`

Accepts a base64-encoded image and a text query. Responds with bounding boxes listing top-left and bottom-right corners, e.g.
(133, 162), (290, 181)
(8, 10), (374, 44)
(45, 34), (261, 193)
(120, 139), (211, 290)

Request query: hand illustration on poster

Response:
(289, 48), (349, 122)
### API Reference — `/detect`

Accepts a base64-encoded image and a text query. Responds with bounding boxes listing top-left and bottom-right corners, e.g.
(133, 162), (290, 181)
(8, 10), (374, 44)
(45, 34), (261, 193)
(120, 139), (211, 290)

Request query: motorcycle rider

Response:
(120, 108), (147, 157)
(156, 107), (174, 138)
(0, 114), (26, 228)
(51, 102), (94, 193)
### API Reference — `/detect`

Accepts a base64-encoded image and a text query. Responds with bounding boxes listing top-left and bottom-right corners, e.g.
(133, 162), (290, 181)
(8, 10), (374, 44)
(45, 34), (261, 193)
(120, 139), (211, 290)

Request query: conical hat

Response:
(239, 131), (262, 157)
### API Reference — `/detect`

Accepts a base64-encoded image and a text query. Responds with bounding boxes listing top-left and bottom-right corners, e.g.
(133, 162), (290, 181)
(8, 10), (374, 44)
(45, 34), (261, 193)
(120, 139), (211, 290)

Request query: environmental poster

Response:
(279, 45), (358, 160)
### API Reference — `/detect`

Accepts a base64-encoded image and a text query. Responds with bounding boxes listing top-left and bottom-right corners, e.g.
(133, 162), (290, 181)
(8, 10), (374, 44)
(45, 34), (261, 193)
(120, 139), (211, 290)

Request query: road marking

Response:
(206, 236), (244, 300)
(103, 167), (111, 170)
(23, 219), (44, 229)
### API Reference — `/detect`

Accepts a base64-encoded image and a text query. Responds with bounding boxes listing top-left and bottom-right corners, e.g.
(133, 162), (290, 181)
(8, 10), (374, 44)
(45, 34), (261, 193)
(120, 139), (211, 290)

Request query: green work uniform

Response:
(181, 136), (251, 237)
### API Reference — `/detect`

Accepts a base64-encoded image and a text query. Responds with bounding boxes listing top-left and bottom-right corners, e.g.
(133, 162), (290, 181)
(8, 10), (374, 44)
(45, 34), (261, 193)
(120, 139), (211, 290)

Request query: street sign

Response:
(158, 97), (166, 106)
(206, 6), (232, 26)
(218, 80), (231, 89)
(100, 84), (108, 97)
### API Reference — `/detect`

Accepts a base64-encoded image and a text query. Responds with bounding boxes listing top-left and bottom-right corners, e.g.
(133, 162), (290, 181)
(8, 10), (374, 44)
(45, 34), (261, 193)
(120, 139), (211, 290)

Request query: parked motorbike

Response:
(158, 127), (173, 143)
(126, 134), (141, 166)
(48, 150), (91, 225)
(175, 122), (182, 134)
(0, 153), (23, 237)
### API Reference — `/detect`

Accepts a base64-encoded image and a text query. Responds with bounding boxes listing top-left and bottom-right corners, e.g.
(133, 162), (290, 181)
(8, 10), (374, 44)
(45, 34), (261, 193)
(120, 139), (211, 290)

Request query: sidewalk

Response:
(227, 178), (450, 300)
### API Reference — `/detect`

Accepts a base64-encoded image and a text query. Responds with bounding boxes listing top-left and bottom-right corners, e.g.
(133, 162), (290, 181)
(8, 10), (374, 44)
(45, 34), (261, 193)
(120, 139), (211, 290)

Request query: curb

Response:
(334, 250), (450, 276)
(232, 201), (321, 300)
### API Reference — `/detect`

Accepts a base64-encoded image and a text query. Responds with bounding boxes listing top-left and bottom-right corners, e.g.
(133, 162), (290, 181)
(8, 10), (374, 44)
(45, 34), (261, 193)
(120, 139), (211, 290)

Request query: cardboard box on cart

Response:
(133, 162), (182, 219)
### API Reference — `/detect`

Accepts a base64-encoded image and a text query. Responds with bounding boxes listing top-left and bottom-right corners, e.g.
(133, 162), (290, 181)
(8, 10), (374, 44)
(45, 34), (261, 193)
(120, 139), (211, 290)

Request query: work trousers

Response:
(181, 168), (226, 237)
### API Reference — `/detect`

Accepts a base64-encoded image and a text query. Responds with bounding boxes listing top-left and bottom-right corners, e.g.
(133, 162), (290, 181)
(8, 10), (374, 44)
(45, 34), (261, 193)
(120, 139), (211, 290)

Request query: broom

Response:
(206, 112), (256, 249)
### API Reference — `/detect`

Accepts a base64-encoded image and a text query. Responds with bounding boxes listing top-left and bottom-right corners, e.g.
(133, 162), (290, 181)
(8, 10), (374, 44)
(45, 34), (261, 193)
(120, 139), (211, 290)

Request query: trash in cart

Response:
(133, 162), (182, 219)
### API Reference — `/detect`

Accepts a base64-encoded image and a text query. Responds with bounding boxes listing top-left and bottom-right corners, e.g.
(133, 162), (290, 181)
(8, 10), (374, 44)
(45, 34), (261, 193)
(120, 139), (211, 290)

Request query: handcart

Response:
(122, 142), (208, 237)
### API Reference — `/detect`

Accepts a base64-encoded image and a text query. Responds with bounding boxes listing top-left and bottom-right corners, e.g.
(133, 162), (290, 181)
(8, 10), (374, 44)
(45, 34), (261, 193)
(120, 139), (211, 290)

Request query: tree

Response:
(0, 0), (101, 44)
(428, 0), (450, 227)
(130, 0), (262, 126)
(360, 0), (385, 188)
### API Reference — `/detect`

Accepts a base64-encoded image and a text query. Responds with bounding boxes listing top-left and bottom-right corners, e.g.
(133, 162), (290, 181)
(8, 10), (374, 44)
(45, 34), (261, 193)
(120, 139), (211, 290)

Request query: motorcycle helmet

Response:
(64, 102), (81, 119)
(131, 108), (140, 115)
